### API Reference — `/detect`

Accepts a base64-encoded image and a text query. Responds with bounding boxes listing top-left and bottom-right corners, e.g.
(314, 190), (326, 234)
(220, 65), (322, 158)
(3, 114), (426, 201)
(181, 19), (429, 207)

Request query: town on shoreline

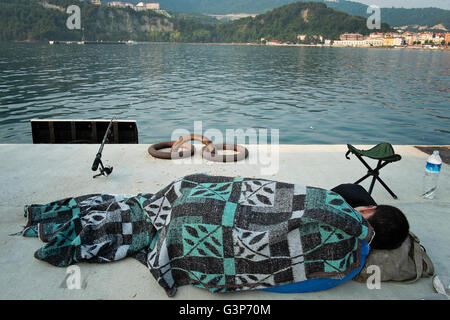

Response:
(263, 31), (450, 50)
(41, 38), (450, 51)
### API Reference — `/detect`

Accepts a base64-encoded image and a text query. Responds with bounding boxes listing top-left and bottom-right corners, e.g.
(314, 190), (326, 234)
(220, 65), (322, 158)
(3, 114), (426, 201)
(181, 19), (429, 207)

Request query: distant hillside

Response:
(0, 0), (174, 41)
(109, 0), (450, 30)
(380, 8), (449, 30)
(321, 1), (450, 30)
(211, 1), (391, 43)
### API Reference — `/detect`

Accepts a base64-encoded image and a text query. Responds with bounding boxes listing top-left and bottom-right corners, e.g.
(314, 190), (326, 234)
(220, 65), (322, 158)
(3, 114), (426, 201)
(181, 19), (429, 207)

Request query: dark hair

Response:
(367, 205), (409, 250)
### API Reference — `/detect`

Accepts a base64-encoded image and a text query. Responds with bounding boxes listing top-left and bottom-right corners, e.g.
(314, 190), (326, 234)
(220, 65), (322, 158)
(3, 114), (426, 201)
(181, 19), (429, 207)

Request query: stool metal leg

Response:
(354, 173), (371, 185)
(368, 176), (377, 195)
(368, 160), (381, 195)
(374, 175), (398, 199)
(350, 153), (398, 199)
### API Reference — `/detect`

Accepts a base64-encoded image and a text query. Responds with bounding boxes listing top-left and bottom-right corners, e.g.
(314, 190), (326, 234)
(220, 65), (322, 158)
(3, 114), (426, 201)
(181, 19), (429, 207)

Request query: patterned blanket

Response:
(21, 174), (374, 297)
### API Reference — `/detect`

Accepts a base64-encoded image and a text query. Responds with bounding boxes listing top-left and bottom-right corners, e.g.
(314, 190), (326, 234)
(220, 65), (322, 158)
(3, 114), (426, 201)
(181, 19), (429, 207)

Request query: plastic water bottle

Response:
(422, 151), (442, 199)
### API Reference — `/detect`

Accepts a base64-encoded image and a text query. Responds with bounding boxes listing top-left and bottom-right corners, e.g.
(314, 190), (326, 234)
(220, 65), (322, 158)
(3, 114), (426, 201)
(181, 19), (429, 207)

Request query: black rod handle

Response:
(92, 153), (102, 171)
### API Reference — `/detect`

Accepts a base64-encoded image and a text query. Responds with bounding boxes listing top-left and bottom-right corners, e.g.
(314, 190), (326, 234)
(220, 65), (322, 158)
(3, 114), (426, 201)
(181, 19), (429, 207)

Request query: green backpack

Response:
(354, 232), (435, 283)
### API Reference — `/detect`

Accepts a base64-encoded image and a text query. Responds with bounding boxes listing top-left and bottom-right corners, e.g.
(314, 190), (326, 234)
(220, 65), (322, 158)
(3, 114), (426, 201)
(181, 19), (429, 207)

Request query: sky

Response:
(353, 0), (450, 10)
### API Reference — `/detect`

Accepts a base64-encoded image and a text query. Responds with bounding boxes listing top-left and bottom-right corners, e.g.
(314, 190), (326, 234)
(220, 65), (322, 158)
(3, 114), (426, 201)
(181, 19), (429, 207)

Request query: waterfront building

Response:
(333, 40), (367, 47)
(380, 37), (405, 47)
(312, 35), (323, 42)
(266, 40), (282, 46)
(369, 32), (384, 39)
(335, 32), (407, 47)
(403, 32), (418, 45)
(393, 37), (405, 46)
(339, 33), (363, 41)
(383, 32), (402, 38)
(334, 31), (444, 48)
(418, 32), (434, 44)
(365, 39), (383, 47)
(382, 37), (394, 47)
(433, 33), (445, 45)
(91, 0), (102, 5)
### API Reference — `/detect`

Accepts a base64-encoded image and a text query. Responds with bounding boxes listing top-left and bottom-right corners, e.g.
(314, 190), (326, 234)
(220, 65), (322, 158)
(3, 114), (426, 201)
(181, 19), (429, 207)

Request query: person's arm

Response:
(331, 184), (377, 208)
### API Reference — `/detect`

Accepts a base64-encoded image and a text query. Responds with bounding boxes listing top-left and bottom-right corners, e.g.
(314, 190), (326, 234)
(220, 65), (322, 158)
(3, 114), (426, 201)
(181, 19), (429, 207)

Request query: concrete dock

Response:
(0, 144), (448, 300)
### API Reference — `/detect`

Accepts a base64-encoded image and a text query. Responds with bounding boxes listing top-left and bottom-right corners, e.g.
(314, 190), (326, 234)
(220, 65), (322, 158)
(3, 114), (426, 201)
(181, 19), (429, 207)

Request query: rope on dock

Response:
(148, 134), (248, 162)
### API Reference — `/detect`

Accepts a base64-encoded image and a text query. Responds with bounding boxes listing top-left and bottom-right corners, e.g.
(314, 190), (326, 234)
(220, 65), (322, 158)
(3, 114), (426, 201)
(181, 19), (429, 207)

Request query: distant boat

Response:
(126, 40), (137, 45)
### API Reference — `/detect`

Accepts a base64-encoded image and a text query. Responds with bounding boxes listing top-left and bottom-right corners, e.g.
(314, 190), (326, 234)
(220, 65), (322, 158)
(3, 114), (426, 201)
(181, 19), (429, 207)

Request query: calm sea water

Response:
(0, 42), (449, 144)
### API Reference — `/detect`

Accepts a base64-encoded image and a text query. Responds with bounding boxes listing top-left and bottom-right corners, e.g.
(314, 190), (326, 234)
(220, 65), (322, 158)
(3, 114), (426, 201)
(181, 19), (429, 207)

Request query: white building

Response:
(418, 32), (434, 44)
(333, 40), (368, 47)
(393, 37), (405, 46)
(369, 32), (384, 40)
(433, 35), (445, 44)
(266, 40), (283, 46)
(108, 2), (126, 8)
(108, 2), (160, 11)
(135, 2), (160, 11)
(403, 32), (418, 45)
(365, 39), (383, 47)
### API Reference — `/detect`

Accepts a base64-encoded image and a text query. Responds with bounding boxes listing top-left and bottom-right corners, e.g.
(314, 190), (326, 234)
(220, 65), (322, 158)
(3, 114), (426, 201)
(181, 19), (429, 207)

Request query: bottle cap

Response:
(433, 150), (440, 156)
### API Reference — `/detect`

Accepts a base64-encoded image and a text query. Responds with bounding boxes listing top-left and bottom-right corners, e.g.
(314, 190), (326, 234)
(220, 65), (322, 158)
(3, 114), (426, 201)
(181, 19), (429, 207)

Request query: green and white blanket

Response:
(21, 174), (374, 296)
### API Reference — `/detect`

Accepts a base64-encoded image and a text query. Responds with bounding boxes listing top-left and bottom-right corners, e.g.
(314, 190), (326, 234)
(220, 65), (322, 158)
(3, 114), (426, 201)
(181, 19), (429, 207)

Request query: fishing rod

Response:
(92, 118), (114, 178)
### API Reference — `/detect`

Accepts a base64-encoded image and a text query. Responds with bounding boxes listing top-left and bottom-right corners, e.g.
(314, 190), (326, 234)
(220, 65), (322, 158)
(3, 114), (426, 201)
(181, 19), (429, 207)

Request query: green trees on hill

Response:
(0, 1), (391, 42)
(0, 0), (79, 41)
(0, 0), (174, 41)
(207, 2), (391, 43)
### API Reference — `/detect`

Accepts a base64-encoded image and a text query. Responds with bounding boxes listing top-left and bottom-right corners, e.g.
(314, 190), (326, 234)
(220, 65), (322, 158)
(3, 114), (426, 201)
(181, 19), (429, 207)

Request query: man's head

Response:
(355, 205), (409, 250)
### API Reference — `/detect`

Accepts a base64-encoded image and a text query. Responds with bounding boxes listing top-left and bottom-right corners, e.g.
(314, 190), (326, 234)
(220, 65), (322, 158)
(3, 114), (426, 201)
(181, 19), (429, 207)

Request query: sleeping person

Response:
(20, 174), (409, 296)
